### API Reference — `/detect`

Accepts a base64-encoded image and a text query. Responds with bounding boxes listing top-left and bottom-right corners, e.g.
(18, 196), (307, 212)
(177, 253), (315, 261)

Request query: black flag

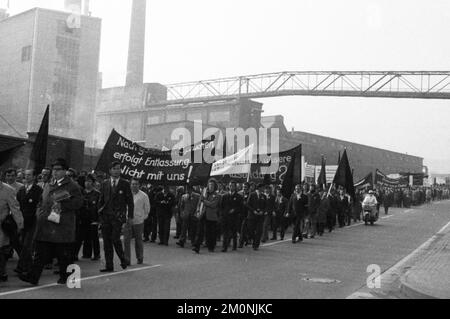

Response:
(317, 155), (327, 189)
(333, 149), (355, 199)
(29, 105), (49, 174)
(281, 150), (296, 199)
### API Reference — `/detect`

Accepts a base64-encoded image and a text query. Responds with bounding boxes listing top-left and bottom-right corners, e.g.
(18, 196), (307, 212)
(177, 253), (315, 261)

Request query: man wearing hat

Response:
(19, 158), (83, 285)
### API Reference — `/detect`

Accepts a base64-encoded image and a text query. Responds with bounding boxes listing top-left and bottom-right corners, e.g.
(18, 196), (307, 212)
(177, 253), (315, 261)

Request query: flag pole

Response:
(327, 183), (333, 197)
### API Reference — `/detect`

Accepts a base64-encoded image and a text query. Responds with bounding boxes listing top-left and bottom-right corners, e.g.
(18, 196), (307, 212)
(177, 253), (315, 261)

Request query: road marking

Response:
(347, 292), (375, 299)
(0, 264), (162, 297)
(262, 239), (292, 247)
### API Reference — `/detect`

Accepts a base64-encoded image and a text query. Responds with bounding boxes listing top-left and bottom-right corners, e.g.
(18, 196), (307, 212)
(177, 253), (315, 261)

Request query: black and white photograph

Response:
(0, 0), (449, 304)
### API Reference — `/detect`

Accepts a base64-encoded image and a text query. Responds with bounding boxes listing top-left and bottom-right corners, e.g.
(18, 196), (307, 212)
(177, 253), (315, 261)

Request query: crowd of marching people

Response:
(1, 160), (449, 287)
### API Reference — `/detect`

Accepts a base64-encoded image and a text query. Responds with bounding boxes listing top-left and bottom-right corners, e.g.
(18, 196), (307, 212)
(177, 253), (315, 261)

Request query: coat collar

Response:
(52, 176), (71, 188)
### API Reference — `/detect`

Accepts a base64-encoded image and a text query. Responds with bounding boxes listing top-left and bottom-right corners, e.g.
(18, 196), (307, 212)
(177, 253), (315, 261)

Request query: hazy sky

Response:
(8, 0), (450, 173)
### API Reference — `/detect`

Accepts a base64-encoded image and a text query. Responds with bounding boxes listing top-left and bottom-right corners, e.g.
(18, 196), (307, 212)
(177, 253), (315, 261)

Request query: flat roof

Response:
(292, 130), (423, 160)
(0, 7), (101, 25)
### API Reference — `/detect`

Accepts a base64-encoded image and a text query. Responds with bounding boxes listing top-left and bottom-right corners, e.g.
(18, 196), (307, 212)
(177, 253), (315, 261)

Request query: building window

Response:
(147, 115), (161, 125)
(208, 110), (231, 126)
(21, 45), (32, 62)
(187, 111), (204, 122)
(166, 111), (185, 123)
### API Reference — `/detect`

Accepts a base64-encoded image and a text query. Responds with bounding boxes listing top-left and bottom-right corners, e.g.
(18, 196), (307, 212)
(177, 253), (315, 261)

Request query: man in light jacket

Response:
(123, 178), (150, 265)
(0, 181), (23, 283)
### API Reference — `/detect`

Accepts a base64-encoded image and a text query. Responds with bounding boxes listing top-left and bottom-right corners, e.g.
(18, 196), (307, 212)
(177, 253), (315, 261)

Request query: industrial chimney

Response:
(64, 0), (90, 15)
(125, 0), (147, 87)
(0, 0), (10, 21)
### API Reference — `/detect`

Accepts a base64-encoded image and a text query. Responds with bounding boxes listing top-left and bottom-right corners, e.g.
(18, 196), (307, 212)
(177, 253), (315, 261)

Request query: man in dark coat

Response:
(287, 184), (308, 243)
(246, 183), (267, 251)
(382, 189), (393, 215)
(273, 187), (288, 240)
(336, 189), (349, 228)
(238, 182), (251, 248)
(327, 189), (338, 232)
(220, 181), (243, 252)
(15, 169), (43, 274)
(98, 161), (134, 272)
(144, 185), (161, 243)
(316, 190), (329, 236)
(262, 185), (275, 243)
(19, 159), (83, 285)
(176, 185), (200, 248)
(80, 174), (101, 260)
(306, 184), (321, 238)
(154, 185), (175, 246)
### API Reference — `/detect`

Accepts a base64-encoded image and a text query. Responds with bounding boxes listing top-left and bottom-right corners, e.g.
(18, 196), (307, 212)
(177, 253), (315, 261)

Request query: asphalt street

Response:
(1, 200), (449, 299)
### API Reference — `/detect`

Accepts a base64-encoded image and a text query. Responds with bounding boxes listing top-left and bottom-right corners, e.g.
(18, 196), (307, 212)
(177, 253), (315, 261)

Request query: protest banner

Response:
(95, 129), (215, 186)
(354, 172), (374, 190)
(210, 144), (254, 177)
(216, 144), (302, 185)
(375, 169), (409, 188)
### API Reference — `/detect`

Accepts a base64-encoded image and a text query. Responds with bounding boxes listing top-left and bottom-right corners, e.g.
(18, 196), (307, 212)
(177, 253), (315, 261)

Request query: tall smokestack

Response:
(126, 0), (147, 87)
(83, 0), (90, 15)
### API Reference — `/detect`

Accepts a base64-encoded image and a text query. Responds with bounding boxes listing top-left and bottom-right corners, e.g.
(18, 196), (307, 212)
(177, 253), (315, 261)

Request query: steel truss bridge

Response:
(149, 71), (450, 107)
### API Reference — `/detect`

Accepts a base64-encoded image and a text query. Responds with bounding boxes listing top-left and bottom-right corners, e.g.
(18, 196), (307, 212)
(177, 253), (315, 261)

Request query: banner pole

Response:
(327, 183), (333, 197)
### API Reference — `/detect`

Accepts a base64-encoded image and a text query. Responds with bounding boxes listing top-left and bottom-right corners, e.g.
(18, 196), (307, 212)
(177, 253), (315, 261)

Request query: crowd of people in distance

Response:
(1, 160), (449, 287)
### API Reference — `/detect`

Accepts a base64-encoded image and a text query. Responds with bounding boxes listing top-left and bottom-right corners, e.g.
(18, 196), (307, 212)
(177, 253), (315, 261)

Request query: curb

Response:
(398, 221), (450, 299)
(400, 274), (437, 299)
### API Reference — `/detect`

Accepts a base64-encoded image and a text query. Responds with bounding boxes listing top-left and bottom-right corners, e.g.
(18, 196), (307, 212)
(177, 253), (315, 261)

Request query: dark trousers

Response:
(179, 216), (190, 245)
(144, 213), (158, 241)
(247, 216), (264, 249)
(101, 220), (126, 269)
(8, 231), (22, 258)
(82, 224), (100, 258)
(216, 219), (223, 242)
(345, 209), (352, 226)
(188, 217), (197, 243)
(278, 217), (290, 239)
(292, 215), (304, 241)
(28, 241), (72, 283)
(338, 211), (346, 228)
(193, 218), (206, 250)
(74, 221), (88, 259)
(175, 213), (182, 238)
(262, 215), (272, 242)
(157, 214), (171, 245)
(205, 220), (218, 251)
(384, 206), (390, 215)
(17, 226), (37, 273)
(0, 246), (10, 277)
(271, 215), (283, 240)
(239, 215), (249, 246)
(222, 214), (240, 251)
(317, 222), (326, 235)
(326, 212), (335, 232)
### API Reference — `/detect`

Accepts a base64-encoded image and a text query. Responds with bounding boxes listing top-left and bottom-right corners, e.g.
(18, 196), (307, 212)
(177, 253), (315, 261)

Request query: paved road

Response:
(1, 201), (449, 299)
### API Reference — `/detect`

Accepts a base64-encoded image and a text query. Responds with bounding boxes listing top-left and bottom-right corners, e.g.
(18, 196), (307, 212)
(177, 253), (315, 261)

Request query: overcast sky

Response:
(7, 0), (450, 173)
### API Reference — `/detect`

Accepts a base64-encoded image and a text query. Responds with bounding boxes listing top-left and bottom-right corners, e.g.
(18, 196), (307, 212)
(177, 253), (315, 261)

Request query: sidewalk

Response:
(400, 221), (450, 299)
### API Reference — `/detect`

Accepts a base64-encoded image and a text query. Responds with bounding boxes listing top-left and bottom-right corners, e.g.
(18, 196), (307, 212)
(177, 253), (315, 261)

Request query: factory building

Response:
(0, 6), (101, 146)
